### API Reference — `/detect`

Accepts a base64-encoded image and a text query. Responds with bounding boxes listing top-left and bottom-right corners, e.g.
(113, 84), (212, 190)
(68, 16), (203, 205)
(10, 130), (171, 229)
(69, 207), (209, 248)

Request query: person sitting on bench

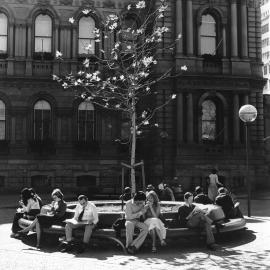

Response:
(178, 192), (219, 250)
(61, 195), (98, 254)
(125, 191), (149, 254)
(194, 186), (213, 205)
(215, 187), (243, 219)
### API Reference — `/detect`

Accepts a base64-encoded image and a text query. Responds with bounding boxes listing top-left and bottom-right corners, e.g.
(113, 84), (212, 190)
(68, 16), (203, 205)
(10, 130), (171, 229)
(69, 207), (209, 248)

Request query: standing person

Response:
(125, 191), (149, 254)
(61, 195), (98, 253)
(18, 188), (66, 248)
(163, 184), (175, 201)
(11, 188), (41, 237)
(144, 191), (166, 253)
(178, 192), (219, 250)
(194, 186), (213, 205)
(208, 169), (223, 201)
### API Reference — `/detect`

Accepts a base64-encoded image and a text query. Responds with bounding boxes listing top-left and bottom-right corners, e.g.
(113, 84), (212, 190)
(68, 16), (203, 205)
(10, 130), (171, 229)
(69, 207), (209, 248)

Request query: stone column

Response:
(233, 94), (240, 142)
(231, 0), (238, 57)
(197, 21), (201, 55)
(241, 0), (248, 58)
(222, 24), (227, 57)
(54, 23), (59, 53)
(72, 26), (77, 59)
(177, 93), (184, 148)
(244, 94), (249, 104)
(25, 23), (33, 76)
(186, 0), (193, 55)
(176, 0), (183, 55)
(224, 114), (229, 144)
(7, 23), (14, 75)
(187, 93), (194, 143)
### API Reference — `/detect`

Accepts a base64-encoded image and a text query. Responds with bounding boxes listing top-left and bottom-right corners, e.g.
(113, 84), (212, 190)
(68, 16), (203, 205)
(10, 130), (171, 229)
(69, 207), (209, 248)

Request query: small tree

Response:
(54, 0), (185, 193)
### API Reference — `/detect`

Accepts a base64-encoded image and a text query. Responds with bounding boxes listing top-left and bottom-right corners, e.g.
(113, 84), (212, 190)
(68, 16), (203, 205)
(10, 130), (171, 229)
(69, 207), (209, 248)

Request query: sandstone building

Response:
(0, 0), (268, 195)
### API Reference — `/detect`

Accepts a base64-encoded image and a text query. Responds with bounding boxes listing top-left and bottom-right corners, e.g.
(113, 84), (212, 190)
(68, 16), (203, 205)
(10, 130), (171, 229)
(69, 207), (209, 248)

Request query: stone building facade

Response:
(0, 0), (268, 194)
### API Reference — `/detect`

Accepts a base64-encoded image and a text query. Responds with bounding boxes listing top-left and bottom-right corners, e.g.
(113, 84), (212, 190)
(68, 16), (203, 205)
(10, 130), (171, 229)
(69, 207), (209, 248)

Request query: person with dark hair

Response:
(119, 186), (132, 201)
(146, 184), (155, 193)
(208, 169), (223, 201)
(162, 183), (175, 201)
(61, 195), (98, 254)
(215, 187), (243, 219)
(18, 188), (67, 248)
(28, 188), (43, 209)
(125, 191), (149, 254)
(178, 192), (219, 250)
(194, 186), (213, 205)
(11, 187), (41, 238)
(144, 191), (166, 253)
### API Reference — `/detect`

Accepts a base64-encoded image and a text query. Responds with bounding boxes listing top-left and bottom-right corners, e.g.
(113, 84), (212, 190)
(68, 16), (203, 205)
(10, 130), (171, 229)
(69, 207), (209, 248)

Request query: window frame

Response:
(0, 12), (8, 56)
(0, 99), (6, 140)
(33, 100), (52, 141)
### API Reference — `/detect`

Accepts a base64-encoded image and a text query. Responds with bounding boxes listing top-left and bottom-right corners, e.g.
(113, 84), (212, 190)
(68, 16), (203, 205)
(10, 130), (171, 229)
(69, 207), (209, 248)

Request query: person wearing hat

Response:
(119, 186), (132, 201)
(178, 192), (219, 250)
(194, 186), (213, 205)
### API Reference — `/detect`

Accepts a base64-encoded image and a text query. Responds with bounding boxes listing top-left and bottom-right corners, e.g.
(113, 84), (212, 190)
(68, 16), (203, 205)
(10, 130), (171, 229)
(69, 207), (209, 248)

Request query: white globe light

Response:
(239, 104), (257, 123)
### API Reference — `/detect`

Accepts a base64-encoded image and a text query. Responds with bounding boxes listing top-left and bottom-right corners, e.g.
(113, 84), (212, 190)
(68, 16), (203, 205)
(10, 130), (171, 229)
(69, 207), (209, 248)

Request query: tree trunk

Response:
(130, 98), (136, 194)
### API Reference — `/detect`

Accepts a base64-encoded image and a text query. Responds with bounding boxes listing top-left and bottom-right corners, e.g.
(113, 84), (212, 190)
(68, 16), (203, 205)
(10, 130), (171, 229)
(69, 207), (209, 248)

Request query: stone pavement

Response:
(0, 191), (270, 270)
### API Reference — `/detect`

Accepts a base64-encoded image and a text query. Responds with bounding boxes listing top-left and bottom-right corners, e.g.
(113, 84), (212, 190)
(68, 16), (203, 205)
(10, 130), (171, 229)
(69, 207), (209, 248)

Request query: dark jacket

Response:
(215, 194), (234, 218)
(51, 200), (67, 218)
(194, 194), (212, 205)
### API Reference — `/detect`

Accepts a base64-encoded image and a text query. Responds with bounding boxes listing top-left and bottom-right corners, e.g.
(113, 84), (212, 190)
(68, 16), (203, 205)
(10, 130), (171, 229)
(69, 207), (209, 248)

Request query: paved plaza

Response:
(0, 193), (270, 270)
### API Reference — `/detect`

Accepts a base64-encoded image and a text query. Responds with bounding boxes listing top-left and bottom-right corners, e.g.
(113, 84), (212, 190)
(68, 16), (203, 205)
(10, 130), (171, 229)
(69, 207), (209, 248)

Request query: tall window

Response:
(33, 100), (51, 140)
(78, 17), (95, 55)
(78, 101), (95, 141)
(0, 13), (7, 54)
(200, 14), (216, 55)
(34, 14), (52, 53)
(202, 100), (216, 141)
(122, 17), (138, 52)
(0, 100), (5, 140)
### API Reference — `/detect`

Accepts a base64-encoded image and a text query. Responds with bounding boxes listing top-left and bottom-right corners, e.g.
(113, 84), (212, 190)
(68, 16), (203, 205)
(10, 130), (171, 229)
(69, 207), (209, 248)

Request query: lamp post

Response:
(239, 104), (257, 217)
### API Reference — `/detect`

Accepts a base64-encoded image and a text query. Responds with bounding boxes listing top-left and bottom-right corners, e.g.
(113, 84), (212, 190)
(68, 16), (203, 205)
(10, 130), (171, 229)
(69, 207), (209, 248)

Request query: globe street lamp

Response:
(239, 104), (257, 217)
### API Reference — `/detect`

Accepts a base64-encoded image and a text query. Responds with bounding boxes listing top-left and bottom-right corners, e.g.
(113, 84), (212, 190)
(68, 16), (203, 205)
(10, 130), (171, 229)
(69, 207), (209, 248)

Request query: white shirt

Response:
(22, 198), (40, 213)
(74, 201), (99, 225)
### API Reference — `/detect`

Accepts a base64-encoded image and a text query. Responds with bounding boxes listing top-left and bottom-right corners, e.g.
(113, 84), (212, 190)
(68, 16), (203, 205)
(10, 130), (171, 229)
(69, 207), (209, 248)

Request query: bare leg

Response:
(150, 229), (156, 252)
(19, 218), (38, 233)
(36, 221), (41, 247)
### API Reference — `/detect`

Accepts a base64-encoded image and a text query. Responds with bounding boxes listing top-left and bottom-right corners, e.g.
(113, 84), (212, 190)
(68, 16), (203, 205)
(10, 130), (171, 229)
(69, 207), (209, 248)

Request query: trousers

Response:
(125, 220), (148, 249)
(65, 222), (95, 244)
(187, 213), (215, 245)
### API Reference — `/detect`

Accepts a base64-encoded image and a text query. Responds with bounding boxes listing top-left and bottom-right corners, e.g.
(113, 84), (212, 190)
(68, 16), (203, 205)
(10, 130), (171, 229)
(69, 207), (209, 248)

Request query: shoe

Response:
(10, 233), (20, 238)
(152, 246), (157, 253)
(127, 246), (137, 255)
(215, 223), (225, 229)
(76, 243), (87, 254)
(207, 243), (219, 251)
(60, 242), (73, 253)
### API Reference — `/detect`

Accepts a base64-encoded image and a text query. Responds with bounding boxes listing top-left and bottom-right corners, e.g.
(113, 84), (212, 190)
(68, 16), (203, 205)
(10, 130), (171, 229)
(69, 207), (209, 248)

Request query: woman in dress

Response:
(11, 187), (41, 237)
(19, 188), (66, 248)
(208, 169), (223, 201)
(144, 191), (166, 253)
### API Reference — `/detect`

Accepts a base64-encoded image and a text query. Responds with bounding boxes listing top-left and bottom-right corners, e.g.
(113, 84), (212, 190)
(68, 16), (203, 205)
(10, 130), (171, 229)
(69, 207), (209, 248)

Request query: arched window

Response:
(201, 100), (216, 141)
(0, 13), (8, 54)
(0, 100), (6, 140)
(33, 100), (51, 140)
(122, 17), (138, 52)
(200, 14), (216, 55)
(78, 17), (95, 55)
(34, 14), (52, 53)
(78, 101), (95, 141)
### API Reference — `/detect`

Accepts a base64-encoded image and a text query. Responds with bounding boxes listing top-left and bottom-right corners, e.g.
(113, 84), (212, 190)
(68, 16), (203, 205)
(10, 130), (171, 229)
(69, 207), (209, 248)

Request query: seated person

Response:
(11, 187), (41, 238)
(61, 195), (98, 254)
(144, 191), (166, 253)
(18, 188), (67, 248)
(178, 192), (219, 250)
(119, 186), (132, 201)
(146, 184), (155, 193)
(215, 187), (243, 219)
(125, 191), (149, 254)
(194, 186), (213, 205)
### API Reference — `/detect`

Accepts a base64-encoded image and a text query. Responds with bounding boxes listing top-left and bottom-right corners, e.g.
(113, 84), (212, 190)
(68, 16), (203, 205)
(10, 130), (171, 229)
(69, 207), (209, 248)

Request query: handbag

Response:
(112, 217), (126, 238)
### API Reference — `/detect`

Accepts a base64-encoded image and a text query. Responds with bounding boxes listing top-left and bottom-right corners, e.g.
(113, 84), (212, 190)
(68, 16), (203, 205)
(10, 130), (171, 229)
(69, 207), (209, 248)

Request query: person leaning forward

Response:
(125, 191), (149, 254)
(61, 195), (98, 253)
(178, 192), (219, 251)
